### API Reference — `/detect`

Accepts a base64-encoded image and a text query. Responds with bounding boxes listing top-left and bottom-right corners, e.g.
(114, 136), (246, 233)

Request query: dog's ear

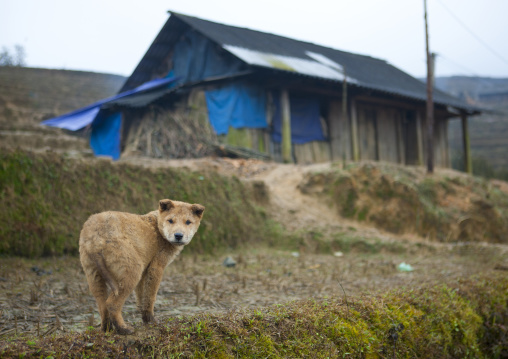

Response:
(159, 199), (174, 212)
(191, 204), (205, 218)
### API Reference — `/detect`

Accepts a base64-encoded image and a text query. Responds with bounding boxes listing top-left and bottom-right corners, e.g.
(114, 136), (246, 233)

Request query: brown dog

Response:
(79, 199), (205, 334)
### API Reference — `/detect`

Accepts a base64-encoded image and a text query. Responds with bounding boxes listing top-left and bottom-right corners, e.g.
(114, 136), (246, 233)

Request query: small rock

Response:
(223, 256), (236, 268)
(333, 251), (344, 257)
(291, 252), (300, 257)
(31, 266), (52, 276)
(397, 262), (414, 272)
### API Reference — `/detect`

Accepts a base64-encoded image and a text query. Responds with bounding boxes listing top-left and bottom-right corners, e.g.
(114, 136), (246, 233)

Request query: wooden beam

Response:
(281, 89), (292, 163)
(354, 96), (420, 111)
(350, 99), (360, 161)
(461, 113), (472, 174)
(342, 74), (348, 162)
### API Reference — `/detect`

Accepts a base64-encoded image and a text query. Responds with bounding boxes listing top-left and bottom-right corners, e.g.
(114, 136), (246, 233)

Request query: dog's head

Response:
(158, 199), (205, 247)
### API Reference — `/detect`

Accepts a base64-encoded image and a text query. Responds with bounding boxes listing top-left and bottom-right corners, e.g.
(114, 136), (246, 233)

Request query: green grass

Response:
(1, 273), (506, 358)
(0, 148), (283, 257)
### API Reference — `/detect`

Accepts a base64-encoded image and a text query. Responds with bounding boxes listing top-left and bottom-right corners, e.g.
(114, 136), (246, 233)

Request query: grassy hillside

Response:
(0, 148), (275, 257)
(300, 162), (508, 243)
(0, 67), (125, 125)
(2, 147), (508, 258)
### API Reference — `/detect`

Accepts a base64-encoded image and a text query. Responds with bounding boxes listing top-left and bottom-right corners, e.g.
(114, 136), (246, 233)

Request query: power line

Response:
(434, 0), (508, 66)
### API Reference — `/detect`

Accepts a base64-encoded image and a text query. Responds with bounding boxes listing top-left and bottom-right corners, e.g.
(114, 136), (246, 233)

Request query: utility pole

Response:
(342, 67), (347, 165)
(424, 0), (435, 174)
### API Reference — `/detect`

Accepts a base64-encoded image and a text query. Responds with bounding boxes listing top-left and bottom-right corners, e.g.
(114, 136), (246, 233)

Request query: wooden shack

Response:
(111, 12), (482, 167)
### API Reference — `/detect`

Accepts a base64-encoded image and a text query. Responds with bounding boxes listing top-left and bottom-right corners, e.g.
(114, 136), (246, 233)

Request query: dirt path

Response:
(250, 162), (340, 232)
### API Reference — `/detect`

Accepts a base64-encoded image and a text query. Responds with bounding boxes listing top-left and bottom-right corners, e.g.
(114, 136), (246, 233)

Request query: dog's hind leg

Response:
(91, 253), (119, 296)
(106, 281), (139, 335)
(105, 264), (142, 335)
(87, 273), (113, 332)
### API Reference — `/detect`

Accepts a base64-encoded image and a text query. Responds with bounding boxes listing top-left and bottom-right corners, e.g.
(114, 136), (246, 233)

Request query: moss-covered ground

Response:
(0, 273), (506, 358)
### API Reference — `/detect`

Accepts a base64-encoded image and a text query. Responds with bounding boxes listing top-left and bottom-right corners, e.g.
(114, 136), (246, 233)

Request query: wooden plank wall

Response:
(357, 105), (379, 161)
(433, 117), (449, 167)
(377, 108), (402, 163)
(328, 99), (352, 161)
(419, 110), (450, 168)
(293, 141), (330, 164)
(349, 102), (451, 168)
(164, 89), (452, 168)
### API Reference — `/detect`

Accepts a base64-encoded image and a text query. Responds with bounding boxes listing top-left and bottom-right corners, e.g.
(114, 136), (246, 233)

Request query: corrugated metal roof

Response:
(172, 13), (477, 113)
(223, 45), (360, 84)
(124, 12), (479, 113)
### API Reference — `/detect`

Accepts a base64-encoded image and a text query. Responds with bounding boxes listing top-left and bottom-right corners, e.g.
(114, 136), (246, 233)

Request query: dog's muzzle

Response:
(173, 233), (185, 246)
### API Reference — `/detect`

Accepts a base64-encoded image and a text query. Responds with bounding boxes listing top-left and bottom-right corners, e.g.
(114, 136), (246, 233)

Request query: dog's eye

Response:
(186, 220), (191, 225)
(168, 219), (174, 224)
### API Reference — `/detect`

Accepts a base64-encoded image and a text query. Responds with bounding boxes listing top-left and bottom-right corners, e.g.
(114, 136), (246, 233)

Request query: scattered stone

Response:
(291, 252), (300, 257)
(223, 256), (236, 268)
(333, 251), (344, 257)
(31, 266), (52, 276)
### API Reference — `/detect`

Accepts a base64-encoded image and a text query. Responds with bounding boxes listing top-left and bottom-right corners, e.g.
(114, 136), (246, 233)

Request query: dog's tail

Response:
(91, 253), (119, 296)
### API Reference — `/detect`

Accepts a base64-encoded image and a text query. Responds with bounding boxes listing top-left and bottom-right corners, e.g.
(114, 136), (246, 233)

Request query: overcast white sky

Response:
(1, 0), (507, 79)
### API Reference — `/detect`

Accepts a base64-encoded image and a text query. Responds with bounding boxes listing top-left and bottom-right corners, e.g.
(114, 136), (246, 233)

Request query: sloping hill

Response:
(0, 67), (125, 155)
(0, 66), (125, 125)
(435, 76), (508, 172)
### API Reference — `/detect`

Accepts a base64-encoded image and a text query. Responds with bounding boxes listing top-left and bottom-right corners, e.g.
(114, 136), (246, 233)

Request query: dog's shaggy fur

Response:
(79, 199), (205, 334)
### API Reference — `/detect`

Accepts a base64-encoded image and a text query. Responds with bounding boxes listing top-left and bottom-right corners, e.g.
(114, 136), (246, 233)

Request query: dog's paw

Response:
(116, 325), (135, 335)
(142, 311), (156, 323)
(101, 320), (114, 332)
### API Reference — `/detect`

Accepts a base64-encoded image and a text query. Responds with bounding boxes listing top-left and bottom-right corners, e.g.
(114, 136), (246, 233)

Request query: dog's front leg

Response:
(140, 260), (165, 323)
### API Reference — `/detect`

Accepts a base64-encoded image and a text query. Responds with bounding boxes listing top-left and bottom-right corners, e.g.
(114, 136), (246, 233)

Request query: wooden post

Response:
(341, 69), (348, 163)
(461, 113), (472, 174)
(424, 0), (435, 174)
(281, 89), (292, 163)
(350, 99), (360, 161)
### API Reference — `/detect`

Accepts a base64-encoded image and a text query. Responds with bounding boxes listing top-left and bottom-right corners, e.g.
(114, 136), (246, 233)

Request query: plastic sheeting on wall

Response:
(42, 77), (178, 131)
(90, 111), (122, 160)
(271, 93), (325, 144)
(205, 82), (267, 135)
(173, 29), (244, 84)
(41, 76), (179, 160)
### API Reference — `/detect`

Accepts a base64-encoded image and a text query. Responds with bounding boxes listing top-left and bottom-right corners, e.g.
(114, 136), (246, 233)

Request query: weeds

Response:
(0, 273), (505, 358)
(302, 162), (508, 243)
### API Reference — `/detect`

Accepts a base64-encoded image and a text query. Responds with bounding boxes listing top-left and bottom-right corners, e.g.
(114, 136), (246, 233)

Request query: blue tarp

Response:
(41, 76), (179, 159)
(205, 82), (267, 135)
(90, 112), (122, 160)
(271, 93), (325, 144)
(41, 76), (178, 131)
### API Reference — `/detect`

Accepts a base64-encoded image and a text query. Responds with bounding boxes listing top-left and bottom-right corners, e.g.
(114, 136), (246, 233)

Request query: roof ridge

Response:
(168, 11), (385, 63)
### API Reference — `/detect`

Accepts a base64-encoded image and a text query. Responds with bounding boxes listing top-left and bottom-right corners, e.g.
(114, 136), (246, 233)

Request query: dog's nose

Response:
(174, 233), (184, 241)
